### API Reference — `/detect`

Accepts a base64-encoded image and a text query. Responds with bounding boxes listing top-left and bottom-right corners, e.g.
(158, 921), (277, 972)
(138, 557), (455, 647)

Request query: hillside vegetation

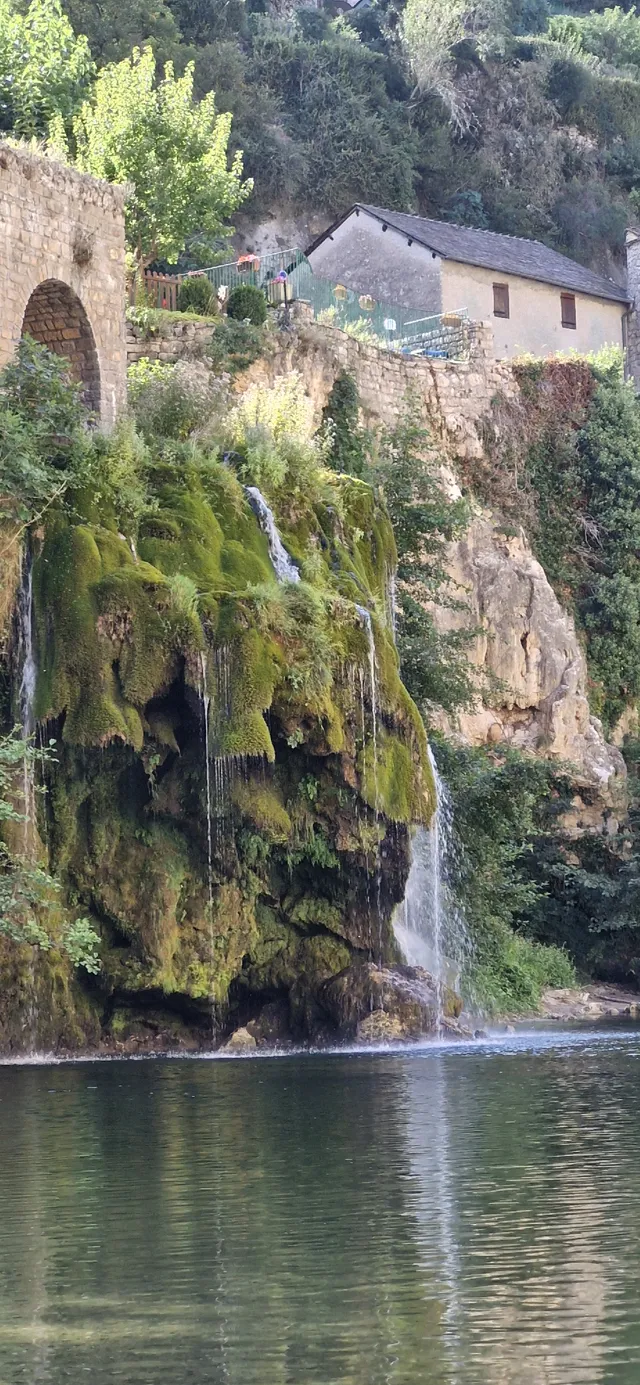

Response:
(2, 0), (640, 269)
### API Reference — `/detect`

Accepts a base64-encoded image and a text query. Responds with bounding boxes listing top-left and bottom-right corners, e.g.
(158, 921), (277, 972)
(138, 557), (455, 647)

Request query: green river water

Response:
(1, 1029), (640, 1384)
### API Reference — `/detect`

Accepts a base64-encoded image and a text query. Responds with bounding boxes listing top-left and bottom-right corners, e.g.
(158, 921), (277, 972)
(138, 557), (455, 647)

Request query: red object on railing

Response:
(236, 254), (260, 272)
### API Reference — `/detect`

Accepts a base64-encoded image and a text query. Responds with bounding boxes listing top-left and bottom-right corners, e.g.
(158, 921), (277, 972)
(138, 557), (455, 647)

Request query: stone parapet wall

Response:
(0, 142), (127, 425)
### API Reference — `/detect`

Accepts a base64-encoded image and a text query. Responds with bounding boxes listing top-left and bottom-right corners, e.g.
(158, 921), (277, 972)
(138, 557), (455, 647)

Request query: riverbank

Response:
(538, 982), (640, 1022)
(5, 980), (636, 1061)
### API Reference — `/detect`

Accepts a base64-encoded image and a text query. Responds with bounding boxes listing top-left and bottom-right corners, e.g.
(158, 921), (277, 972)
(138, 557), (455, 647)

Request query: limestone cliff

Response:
(430, 512), (627, 835)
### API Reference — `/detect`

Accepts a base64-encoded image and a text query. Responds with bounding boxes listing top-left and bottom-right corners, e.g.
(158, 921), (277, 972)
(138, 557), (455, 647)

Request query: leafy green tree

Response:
(61, 0), (184, 66)
(69, 46), (251, 269)
(368, 405), (477, 714)
(0, 0), (94, 138)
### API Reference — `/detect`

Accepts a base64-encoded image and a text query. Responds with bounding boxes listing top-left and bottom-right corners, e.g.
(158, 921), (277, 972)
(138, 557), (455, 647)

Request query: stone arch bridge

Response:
(0, 142), (127, 426)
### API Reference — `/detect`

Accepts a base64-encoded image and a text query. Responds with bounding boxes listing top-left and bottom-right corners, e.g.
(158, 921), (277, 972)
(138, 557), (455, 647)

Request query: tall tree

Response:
(61, 0), (184, 67)
(0, 0), (94, 138)
(68, 45), (251, 269)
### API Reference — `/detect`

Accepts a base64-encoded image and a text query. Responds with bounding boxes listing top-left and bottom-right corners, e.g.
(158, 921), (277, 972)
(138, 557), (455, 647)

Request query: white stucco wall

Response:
(441, 259), (625, 358)
(307, 211), (443, 312)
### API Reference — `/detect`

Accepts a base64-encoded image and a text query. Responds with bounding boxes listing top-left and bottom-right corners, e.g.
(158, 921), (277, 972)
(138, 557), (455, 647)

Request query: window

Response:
(493, 283), (509, 318)
(561, 293), (576, 329)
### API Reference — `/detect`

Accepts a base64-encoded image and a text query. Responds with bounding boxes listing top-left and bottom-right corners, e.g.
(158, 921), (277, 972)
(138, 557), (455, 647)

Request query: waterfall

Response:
(245, 487), (300, 583)
(355, 604), (383, 964)
(198, 650), (215, 919)
(393, 746), (471, 1035)
(16, 549), (40, 1051)
(17, 550), (37, 855)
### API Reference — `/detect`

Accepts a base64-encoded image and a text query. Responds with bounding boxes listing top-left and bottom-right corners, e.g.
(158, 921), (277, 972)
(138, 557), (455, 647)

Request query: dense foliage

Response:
(434, 739), (577, 1012)
(0, 337), (93, 521)
(226, 283), (268, 324)
(177, 276), (215, 315)
(26, 0), (638, 268)
(67, 46), (249, 269)
(0, 0), (93, 138)
(475, 355), (640, 731)
(367, 404), (479, 716)
(1, 0), (638, 269)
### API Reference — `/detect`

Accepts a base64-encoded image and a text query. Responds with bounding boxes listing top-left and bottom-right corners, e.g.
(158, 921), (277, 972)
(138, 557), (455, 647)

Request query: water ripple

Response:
(0, 1029), (640, 1382)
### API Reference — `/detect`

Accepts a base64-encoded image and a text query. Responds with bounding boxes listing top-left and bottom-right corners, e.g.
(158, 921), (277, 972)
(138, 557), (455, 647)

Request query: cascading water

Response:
(355, 605), (383, 966)
(197, 650), (218, 1041)
(198, 650), (215, 919)
(17, 550), (37, 856)
(245, 487), (300, 583)
(393, 746), (471, 1036)
(16, 549), (39, 1051)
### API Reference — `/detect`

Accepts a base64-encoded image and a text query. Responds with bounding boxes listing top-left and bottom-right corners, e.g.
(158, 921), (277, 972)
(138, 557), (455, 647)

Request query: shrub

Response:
(208, 317), (264, 375)
(177, 275), (215, 316)
(321, 371), (367, 478)
(227, 283), (268, 325)
(127, 358), (222, 441)
(0, 337), (93, 519)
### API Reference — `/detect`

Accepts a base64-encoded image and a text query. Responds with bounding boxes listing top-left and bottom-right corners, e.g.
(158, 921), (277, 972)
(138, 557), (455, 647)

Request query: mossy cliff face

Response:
(19, 453), (434, 1050)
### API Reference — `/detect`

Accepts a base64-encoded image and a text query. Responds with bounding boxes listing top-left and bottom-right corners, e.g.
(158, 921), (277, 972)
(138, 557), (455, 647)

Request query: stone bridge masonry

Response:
(0, 142), (127, 426)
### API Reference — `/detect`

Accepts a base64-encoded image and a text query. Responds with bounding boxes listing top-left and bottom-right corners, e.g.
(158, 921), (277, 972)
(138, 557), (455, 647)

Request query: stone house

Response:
(307, 204), (630, 360)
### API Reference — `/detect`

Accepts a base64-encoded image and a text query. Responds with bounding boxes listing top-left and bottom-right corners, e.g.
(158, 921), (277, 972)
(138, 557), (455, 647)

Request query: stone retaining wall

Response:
(252, 311), (518, 459)
(126, 317), (216, 365)
(127, 305), (518, 460)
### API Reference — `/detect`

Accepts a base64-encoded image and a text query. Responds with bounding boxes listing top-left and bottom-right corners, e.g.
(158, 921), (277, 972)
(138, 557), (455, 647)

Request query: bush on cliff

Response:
(0, 337), (92, 520)
(177, 275), (215, 316)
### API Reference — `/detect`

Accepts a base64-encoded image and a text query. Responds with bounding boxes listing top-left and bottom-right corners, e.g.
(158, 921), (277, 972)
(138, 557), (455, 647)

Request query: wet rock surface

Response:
(321, 962), (462, 1041)
(540, 983), (640, 1022)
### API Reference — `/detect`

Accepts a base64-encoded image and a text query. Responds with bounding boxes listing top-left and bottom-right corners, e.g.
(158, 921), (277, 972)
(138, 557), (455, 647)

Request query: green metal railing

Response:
(143, 250), (470, 360)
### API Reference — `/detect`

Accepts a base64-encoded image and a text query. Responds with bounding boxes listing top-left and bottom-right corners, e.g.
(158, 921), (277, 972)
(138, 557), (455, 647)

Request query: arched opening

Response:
(21, 279), (101, 414)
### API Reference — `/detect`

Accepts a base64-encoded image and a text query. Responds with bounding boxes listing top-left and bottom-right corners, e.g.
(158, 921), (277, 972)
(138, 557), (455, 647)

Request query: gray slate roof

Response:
(334, 205), (629, 304)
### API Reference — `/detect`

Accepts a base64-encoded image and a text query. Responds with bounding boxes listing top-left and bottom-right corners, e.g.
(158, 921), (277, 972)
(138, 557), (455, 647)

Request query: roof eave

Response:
(358, 204), (443, 257)
(443, 254), (629, 305)
(305, 207), (360, 258)
(305, 203), (444, 259)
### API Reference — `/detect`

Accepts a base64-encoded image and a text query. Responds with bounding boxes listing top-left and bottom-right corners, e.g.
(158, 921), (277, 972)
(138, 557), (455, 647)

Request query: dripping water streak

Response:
(18, 552), (37, 855)
(198, 652), (217, 1038)
(356, 606), (382, 968)
(387, 567), (397, 639)
(245, 487), (300, 583)
(430, 747), (444, 1038)
(17, 549), (38, 1051)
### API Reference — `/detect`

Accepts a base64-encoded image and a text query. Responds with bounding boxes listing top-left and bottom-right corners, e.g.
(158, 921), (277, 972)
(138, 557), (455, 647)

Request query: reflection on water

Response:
(1, 1032), (640, 1383)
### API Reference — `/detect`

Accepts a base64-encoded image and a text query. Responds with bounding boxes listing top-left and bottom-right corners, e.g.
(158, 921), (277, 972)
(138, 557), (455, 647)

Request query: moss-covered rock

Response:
(7, 437), (435, 1051)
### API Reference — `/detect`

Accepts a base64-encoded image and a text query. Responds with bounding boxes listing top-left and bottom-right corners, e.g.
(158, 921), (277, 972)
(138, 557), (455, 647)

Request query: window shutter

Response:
(493, 283), (510, 318)
(561, 293), (576, 329)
